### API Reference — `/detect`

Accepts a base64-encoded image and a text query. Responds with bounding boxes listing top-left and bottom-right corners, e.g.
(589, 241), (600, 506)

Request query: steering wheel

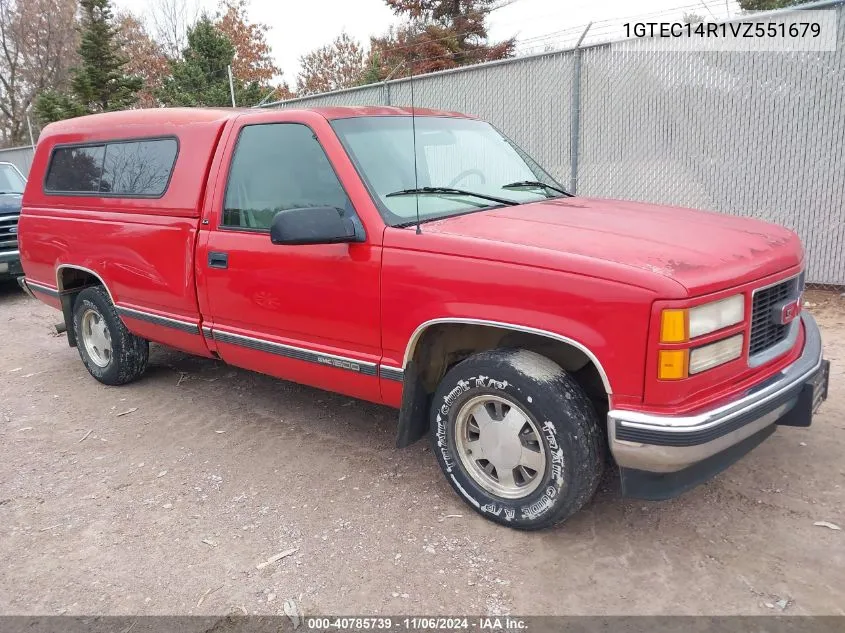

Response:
(447, 169), (486, 188)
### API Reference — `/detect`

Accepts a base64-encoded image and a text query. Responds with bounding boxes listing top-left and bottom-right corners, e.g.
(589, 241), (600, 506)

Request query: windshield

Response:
(331, 116), (566, 226)
(0, 163), (26, 194)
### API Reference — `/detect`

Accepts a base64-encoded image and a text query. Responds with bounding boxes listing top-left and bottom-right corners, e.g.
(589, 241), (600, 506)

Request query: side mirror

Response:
(269, 206), (361, 246)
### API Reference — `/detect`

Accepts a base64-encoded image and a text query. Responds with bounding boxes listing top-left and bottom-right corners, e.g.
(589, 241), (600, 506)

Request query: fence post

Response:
(569, 22), (592, 195)
(26, 115), (36, 147)
(382, 62), (406, 107)
(227, 65), (236, 107)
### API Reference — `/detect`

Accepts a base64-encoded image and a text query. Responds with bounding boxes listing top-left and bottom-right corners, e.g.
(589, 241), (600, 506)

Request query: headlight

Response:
(689, 295), (744, 338)
(660, 295), (744, 342)
(689, 334), (744, 374)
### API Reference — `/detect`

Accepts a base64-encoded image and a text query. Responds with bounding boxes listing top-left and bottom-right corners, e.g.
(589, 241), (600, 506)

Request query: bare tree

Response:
(0, 0), (78, 146)
(149, 0), (199, 58)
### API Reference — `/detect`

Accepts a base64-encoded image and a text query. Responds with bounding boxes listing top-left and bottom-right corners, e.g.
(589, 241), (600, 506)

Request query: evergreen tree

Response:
(158, 16), (263, 107)
(360, 52), (384, 86)
(35, 0), (142, 123)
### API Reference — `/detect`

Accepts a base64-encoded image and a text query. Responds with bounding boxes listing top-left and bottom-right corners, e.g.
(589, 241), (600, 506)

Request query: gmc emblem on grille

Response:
(773, 298), (801, 326)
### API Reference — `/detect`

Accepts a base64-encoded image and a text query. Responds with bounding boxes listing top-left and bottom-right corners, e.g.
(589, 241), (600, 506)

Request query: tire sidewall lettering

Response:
(542, 420), (566, 486)
(436, 372), (567, 525)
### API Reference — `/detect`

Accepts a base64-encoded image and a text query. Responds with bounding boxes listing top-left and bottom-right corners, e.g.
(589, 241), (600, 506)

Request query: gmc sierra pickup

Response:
(18, 107), (829, 529)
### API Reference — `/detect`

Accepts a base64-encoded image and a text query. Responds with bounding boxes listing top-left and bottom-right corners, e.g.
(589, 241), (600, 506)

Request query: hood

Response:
(421, 197), (803, 296)
(0, 192), (22, 214)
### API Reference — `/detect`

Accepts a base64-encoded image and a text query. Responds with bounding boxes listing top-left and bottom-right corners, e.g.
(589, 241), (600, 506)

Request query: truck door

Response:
(197, 115), (382, 404)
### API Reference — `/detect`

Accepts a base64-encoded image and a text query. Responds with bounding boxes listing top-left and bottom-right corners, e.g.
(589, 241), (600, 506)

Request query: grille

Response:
(749, 278), (797, 357)
(0, 213), (19, 252)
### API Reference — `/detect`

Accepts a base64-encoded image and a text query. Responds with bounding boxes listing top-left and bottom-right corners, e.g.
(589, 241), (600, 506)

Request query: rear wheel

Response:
(430, 349), (604, 530)
(73, 286), (149, 385)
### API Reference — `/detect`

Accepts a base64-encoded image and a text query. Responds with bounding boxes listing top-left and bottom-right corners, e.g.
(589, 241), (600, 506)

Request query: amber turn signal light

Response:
(658, 349), (688, 380)
(660, 309), (688, 343)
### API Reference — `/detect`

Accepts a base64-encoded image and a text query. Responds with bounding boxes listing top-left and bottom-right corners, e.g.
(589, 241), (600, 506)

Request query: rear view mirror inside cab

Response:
(418, 130), (457, 146)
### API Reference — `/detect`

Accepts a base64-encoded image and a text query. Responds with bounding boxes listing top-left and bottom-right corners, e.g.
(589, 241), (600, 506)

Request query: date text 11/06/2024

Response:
(305, 617), (527, 631)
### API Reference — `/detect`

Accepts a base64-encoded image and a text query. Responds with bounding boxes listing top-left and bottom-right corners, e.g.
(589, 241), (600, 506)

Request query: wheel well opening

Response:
(410, 323), (609, 408)
(58, 268), (103, 293)
(56, 268), (106, 348)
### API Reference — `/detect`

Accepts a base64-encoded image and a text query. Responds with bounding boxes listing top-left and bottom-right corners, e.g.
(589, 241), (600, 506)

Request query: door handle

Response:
(208, 251), (229, 269)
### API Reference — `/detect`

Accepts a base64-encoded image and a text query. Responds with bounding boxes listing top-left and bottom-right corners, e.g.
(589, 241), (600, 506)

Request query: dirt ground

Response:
(0, 282), (843, 616)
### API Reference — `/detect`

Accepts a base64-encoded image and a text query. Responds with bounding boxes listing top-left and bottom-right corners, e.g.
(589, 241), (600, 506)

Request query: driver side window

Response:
(222, 123), (349, 231)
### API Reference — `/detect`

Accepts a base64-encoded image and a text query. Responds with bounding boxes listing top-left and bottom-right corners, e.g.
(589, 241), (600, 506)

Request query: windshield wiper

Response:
(386, 187), (518, 206)
(501, 181), (571, 197)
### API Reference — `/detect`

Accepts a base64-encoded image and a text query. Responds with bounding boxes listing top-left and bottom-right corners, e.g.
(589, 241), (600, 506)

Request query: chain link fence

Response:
(269, 1), (845, 289)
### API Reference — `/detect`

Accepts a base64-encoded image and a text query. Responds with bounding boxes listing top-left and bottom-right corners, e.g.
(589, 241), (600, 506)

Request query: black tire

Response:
(72, 286), (149, 385)
(430, 349), (604, 530)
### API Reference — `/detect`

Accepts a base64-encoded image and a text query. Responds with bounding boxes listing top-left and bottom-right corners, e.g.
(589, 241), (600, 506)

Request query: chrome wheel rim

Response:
(81, 308), (112, 368)
(454, 394), (547, 499)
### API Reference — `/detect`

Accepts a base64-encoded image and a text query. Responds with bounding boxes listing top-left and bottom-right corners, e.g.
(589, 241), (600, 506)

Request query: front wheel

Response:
(73, 286), (149, 385)
(430, 349), (604, 530)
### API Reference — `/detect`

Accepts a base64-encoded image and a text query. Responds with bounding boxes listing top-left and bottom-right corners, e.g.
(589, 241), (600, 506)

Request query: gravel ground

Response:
(0, 282), (843, 616)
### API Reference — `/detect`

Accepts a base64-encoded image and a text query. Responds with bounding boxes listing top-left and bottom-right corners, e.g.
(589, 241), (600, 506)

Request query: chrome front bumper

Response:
(608, 313), (826, 496)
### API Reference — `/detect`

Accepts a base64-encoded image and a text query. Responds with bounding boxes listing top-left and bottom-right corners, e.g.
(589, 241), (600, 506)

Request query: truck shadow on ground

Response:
(140, 341), (652, 537)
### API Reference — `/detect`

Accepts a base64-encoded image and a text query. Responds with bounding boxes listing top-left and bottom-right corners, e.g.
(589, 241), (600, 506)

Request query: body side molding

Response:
(116, 306), (201, 335)
(379, 365), (405, 382)
(211, 328), (380, 377)
(26, 280), (60, 298)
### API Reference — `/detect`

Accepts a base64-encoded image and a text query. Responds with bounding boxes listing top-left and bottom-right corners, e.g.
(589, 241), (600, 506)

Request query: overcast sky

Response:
(114, 0), (743, 83)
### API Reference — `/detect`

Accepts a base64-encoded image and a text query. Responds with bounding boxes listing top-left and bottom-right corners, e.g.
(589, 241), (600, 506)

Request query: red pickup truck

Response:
(18, 107), (829, 530)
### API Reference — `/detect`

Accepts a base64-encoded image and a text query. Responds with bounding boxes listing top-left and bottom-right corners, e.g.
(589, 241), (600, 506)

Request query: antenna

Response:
(409, 70), (421, 235)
